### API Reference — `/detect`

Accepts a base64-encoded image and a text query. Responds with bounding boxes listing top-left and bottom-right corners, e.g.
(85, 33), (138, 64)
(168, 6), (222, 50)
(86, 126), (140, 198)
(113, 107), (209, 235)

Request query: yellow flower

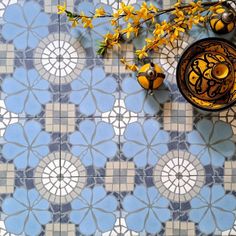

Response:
(113, 9), (123, 19)
(111, 19), (118, 26)
(149, 3), (158, 13)
(136, 48), (148, 59)
(145, 38), (153, 43)
(69, 17), (78, 28)
(127, 64), (139, 72)
(57, 2), (66, 14)
(174, 0), (181, 8)
(136, 7), (148, 20)
(121, 2), (134, 21)
(113, 29), (120, 40)
(120, 58), (138, 72)
(104, 33), (113, 42)
(123, 23), (138, 39)
(94, 7), (106, 17)
(81, 17), (93, 28)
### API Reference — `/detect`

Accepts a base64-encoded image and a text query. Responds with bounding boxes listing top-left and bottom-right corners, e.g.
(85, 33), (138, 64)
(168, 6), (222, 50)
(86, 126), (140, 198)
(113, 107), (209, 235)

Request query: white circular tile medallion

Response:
(154, 150), (205, 202)
(34, 152), (86, 204)
(34, 33), (85, 84)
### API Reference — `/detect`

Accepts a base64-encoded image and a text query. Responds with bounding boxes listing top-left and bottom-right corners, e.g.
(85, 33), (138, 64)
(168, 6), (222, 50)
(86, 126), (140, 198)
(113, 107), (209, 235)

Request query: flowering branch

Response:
(58, 0), (233, 71)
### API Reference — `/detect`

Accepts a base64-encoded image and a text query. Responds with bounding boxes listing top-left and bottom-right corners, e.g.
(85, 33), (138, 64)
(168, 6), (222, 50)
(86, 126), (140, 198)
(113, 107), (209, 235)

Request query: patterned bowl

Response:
(176, 38), (236, 111)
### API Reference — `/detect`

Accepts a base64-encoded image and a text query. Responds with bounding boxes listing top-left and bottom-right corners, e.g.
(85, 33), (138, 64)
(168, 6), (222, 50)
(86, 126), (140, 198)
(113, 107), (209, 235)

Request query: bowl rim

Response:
(176, 37), (236, 112)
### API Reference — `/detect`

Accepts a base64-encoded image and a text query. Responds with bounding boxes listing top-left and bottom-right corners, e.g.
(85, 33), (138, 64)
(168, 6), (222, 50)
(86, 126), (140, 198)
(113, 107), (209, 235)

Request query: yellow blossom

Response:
(174, 0), (182, 8)
(136, 7), (148, 20)
(149, 3), (158, 13)
(121, 2), (135, 21)
(111, 19), (118, 26)
(136, 48), (148, 59)
(81, 17), (93, 28)
(145, 38), (153, 43)
(63, 0), (223, 68)
(120, 58), (138, 72)
(57, 2), (66, 14)
(94, 7), (106, 17)
(69, 17), (78, 28)
(113, 9), (123, 19)
(123, 23), (138, 38)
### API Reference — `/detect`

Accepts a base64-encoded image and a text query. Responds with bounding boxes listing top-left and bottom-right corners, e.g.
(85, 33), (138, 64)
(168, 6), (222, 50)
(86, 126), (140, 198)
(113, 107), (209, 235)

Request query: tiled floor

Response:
(0, 0), (236, 235)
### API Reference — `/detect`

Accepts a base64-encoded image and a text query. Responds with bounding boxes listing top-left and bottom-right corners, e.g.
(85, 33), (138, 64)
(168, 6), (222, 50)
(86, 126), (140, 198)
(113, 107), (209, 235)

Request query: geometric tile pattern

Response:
(165, 221), (196, 236)
(0, 44), (14, 59)
(0, 100), (18, 136)
(163, 102), (193, 131)
(45, 103), (76, 132)
(0, 0), (236, 235)
(224, 161), (236, 191)
(0, 164), (14, 194)
(34, 152), (86, 204)
(105, 161), (135, 192)
(45, 223), (75, 236)
(104, 44), (134, 73)
(44, 0), (74, 13)
(153, 35), (194, 83)
(154, 150), (205, 202)
(34, 33), (85, 84)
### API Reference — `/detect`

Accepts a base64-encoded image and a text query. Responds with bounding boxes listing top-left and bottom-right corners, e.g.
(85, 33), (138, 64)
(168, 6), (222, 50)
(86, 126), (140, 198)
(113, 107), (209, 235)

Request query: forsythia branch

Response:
(58, 0), (232, 71)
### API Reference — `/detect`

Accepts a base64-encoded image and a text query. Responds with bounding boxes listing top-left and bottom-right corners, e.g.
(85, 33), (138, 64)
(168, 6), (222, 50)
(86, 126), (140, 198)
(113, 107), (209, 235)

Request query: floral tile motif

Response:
(62, 118), (119, 176)
(0, 118), (60, 171)
(0, 0), (17, 19)
(0, 59), (59, 118)
(0, 0), (236, 235)
(121, 76), (171, 116)
(187, 118), (235, 169)
(0, 0), (59, 58)
(120, 176), (180, 235)
(60, 0), (113, 58)
(61, 59), (119, 118)
(0, 182), (61, 235)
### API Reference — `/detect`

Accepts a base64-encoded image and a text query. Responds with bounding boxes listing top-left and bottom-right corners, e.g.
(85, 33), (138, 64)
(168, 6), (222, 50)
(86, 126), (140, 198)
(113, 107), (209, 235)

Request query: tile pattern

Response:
(0, 0), (236, 235)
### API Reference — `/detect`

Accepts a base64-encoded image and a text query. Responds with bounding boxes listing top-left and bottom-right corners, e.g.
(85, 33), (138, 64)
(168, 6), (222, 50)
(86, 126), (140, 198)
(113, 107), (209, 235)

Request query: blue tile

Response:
(0, 0), (236, 235)
(0, 59), (60, 118)
(0, 0), (59, 59)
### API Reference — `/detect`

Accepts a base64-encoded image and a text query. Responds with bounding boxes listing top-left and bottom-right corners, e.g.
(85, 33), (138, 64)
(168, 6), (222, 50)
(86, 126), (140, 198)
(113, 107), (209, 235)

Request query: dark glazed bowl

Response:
(176, 37), (236, 111)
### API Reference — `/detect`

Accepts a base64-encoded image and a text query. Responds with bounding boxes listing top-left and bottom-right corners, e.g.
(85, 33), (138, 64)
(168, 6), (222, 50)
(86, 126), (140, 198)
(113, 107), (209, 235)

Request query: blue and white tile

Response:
(60, 59), (119, 118)
(120, 117), (182, 177)
(0, 0), (59, 59)
(120, 75), (171, 117)
(0, 59), (60, 118)
(0, 117), (60, 175)
(0, 116), (62, 235)
(186, 116), (236, 177)
(61, 117), (119, 177)
(119, 176), (179, 236)
(0, 177), (61, 236)
(60, 178), (120, 236)
(60, 0), (114, 59)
